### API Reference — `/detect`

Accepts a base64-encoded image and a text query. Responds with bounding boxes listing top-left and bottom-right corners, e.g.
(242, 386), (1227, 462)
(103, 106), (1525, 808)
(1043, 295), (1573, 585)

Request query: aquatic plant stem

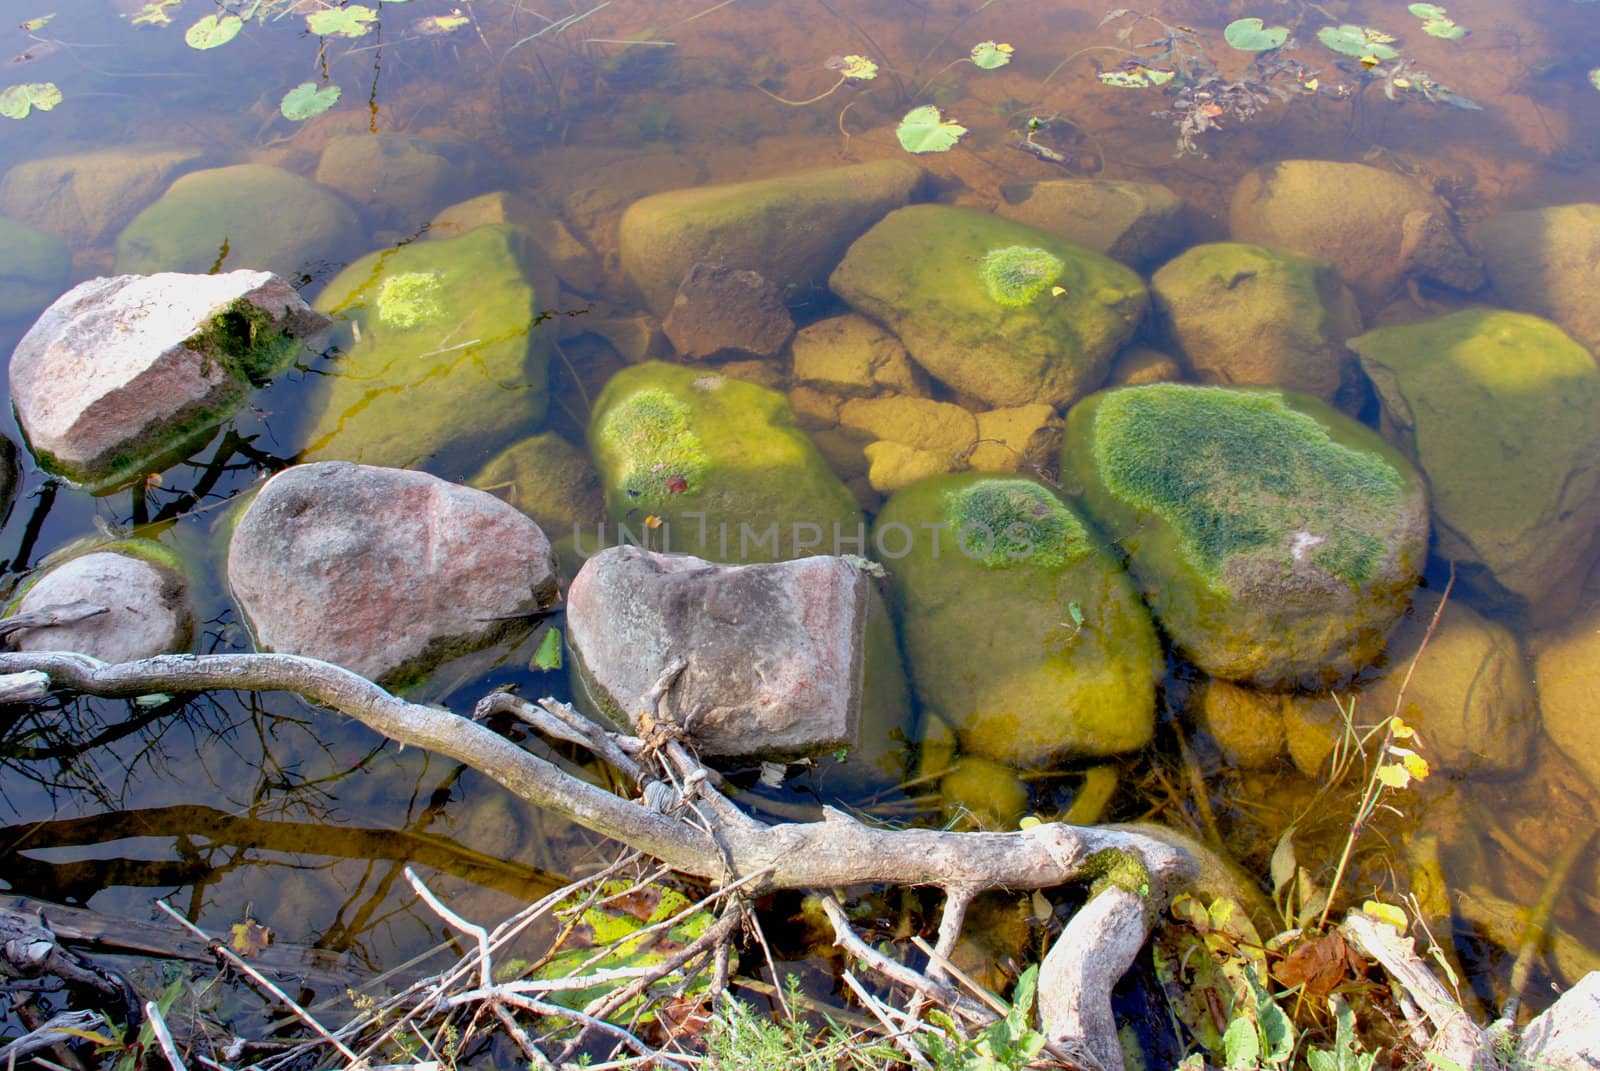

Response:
(1039, 44), (1144, 87)
(754, 73), (848, 107)
(1503, 822), (1597, 1023)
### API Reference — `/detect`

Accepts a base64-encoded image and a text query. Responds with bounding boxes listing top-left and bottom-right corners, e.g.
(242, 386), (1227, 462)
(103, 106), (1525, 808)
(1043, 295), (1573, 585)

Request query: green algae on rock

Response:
(829, 205), (1147, 409)
(874, 473), (1160, 767)
(301, 225), (555, 476)
(1063, 383), (1428, 688)
(1348, 309), (1600, 611)
(587, 361), (863, 563)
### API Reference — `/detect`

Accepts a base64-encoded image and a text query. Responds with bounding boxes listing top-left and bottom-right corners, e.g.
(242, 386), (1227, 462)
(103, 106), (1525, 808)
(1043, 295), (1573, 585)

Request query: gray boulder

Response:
(227, 462), (560, 687)
(6, 544), (193, 662)
(0, 217), (70, 322)
(566, 546), (868, 760)
(10, 270), (327, 488)
(619, 159), (923, 314)
(0, 146), (206, 248)
(115, 164), (363, 276)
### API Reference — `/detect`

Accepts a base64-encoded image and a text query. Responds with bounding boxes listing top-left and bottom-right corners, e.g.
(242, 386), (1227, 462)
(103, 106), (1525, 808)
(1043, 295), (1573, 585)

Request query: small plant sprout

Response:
(1408, 3), (1467, 40)
(1223, 17), (1289, 52)
(756, 53), (877, 106)
(895, 104), (966, 152)
(0, 80), (61, 119)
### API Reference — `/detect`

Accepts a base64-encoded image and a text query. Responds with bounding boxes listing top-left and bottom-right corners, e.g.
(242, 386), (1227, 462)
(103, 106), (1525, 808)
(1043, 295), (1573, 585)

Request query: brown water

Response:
(2, 0), (1599, 1046)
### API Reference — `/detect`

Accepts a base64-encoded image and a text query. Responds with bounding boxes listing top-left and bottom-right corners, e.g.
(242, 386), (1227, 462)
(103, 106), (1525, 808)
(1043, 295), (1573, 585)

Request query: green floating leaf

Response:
(306, 5), (377, 37)
(1317, 24), (1399, 60)
(1097, 64), (1174, 87)
(969, 40), (1014, 69)
(131, 0), (180, 27)
(185, 12), (241, 49)
(0, 80), (61, 119)
(532, 627), (563, 672)
(1224, 17), (1289, 51)
(826, 53), (878, 80)
(1423, 19), (1465, 38)
(1407, 2), (1447, 17)
(895, 104), (966, 153)
(1591, 67), (1600, 91)
(280, 80), (341, 120)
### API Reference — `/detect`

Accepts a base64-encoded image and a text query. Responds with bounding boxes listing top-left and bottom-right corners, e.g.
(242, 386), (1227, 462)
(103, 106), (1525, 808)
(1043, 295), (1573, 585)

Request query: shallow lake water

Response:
(1, 0), (1599, 1055)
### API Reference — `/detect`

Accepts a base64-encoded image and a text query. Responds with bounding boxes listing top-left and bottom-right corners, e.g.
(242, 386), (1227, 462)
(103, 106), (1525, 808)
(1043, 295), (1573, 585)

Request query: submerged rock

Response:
(1348, 309), (1600, 609)
(469, 431), (606, 581)
(300, 225), (555, 476)
(227, 462), (559, 687)
(997, 178), (1189, 268)
(1533, 600), (1600, 796)
(315, 134), (478, 231)
(874, 473), (1162, 767)
(1474, 202), (1600, 352)
(567, 546), (868, 759)
(0, 217), (71, 322)
(115, 164), (363, 276)
(830, 204), (1147, 408)
(1230, 160), (1481, 306)
(5, 542), (193, 662)
(1151, 242), (1362, 405)
(661, 263), (794, 361)
(0, 146), (206, 248)
(10, 270), (327, 488)
(1190, 679), (1288, 770)
(1063, 384), (1429, 688)
(619, 159), (923, 314)
(790, 314), (925, 398)
(586, 361), (862, 562)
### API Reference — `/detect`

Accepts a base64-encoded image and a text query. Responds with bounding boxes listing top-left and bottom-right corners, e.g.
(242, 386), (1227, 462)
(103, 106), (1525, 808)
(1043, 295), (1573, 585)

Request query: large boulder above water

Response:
(5, 542), (193, 662)
(1347, 309), (1600, 611)
(0, 217), (71, 322)
(566, 546), (872, 760)
(619, 159), (923, 314)
(300, 225), (555, 477)
(227, 462), (559, 687)
(0, 146), (206, 248)
(9, 270), (327, 489)
(1150, 242), (1363, 405)
(1062, 384), (1430, 688)
(996, 178), (1189, 268)
(874, 473), (1162, 767)
(1230, 160), (1482, 306)
(587, 361), (863, 563)
(829, 205), (1148, 409)
(1473, 203), (1600, 352)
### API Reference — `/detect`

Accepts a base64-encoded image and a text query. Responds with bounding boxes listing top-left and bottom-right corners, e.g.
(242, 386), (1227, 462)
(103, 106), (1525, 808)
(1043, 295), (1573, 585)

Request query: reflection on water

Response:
(1, 0), (1598, 1027)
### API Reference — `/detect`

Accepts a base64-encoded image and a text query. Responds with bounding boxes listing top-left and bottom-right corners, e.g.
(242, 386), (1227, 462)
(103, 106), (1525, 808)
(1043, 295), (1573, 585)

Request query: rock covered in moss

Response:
(1063, 384), (1429, 687)
(1473, 203), (1600, 352)
(0, 217), (71, 322)
(829, 205), (1147, 408)
(587, 361), (863, 562)
(469, 432), (604, 534)
(1348, 309), (1600, 609)
(1151, 242), (1362, 404)
(5, 542), (193, 662)
(619, 159), (923, 314)
(301, 225), (555, 476)
(1230, 160), (1481, 306)
(874, 473), (1161, 766)
(115, 164), (363, 276)
(0, 146), (206, 248)
(567, 546), (869, 759)
(997, 178), (1189, 268)
(10, 270), (327, 488)
(227, 462), (559, 687)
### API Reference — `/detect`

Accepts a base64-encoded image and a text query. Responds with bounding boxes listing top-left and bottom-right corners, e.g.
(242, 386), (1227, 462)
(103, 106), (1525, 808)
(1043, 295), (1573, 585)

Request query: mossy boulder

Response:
(618, 159), (923, 314)
(115, 164), (363, 276)
(1151, 242), (1362, 405)
(0, 217), (71, 322)
(1473, 203), (1600, 352)
(470, 432), (606, 580)
(587, 361), (863, 563)
(829, 205), (1147, 408)
(0, 146), (206, 248)
(874, 473), (1161, 767)
(1347, 309), (1600, 609)
(300, 225), (555, 476)
(1062, 383), (1429, 688)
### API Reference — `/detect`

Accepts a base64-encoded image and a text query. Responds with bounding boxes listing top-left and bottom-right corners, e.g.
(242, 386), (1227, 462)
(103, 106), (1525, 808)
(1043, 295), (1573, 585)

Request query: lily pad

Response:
(306, 5), (377, 37)
(970, 40), (1015, 69)
(185, 13), (242, 49)
(1317, 24), (1399, 61)
(1224, 17), (1288, 52)
(1423, 20), (1465, 38)
(280, 81), (341, 121)
(896, 104), (967, 153)
(1407, 3), (1447, 17)
(131, 1), (180, 27)
(1591, 68), (1600, 91)
(826, 53), (878, 80)
(1097, 65), (1175, 88)
(0, 81), (61, 119)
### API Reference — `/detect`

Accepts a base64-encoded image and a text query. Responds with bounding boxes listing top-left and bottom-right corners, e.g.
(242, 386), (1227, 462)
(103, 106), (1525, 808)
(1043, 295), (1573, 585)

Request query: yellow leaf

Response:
(1302, 77), (1319, 92)
(230, 918), (273, 957)
(1389, 716), (1416, 740)
(1375, 763), (1411, 789)
(1018, 814), (1042, 830)
(644, 514), (662, 529)
(20, 13), (54, 31)
(1402, 751), (1430, 781)
(1050, 285), (1067, 296)
(1362, 900), (1408, 931)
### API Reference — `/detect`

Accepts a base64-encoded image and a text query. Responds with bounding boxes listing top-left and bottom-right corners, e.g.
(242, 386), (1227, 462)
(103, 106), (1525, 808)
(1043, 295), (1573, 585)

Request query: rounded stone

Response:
(9, 547), (192, 662)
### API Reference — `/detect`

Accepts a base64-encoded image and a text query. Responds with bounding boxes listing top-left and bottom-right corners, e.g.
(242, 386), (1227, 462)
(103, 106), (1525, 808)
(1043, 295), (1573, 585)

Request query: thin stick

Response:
(405, 867), (492, 990)
(144, 1001), (188, 1071)
(819, 895), (962, 1009)
(842, 970), (934, 1070)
